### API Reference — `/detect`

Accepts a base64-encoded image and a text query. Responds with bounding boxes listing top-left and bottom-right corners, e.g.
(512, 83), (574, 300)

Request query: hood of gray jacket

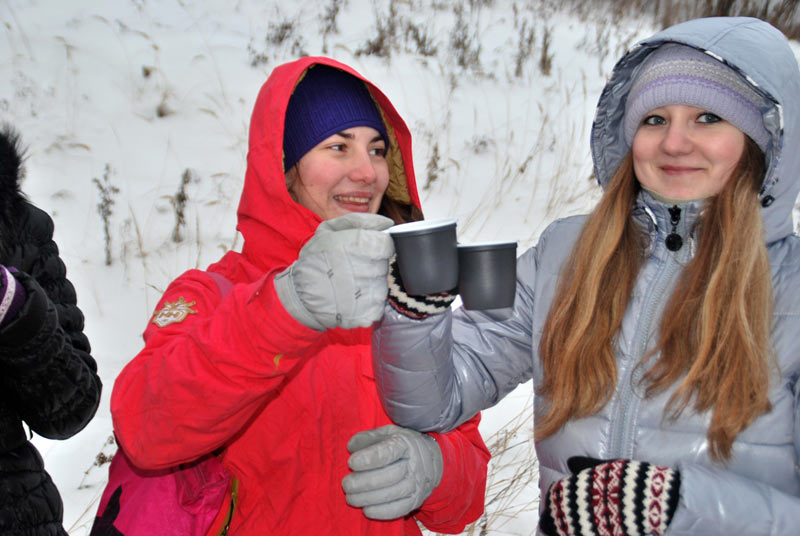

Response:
(591, 16), (800, 244)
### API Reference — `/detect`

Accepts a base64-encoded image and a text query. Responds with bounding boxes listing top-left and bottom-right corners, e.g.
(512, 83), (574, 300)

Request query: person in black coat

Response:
(0, 126), (102, 535)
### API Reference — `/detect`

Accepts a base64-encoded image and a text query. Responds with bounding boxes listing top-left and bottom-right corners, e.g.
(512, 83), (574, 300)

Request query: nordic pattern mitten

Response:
(539, 457), (681, 536)
(387, 255), (456, 319)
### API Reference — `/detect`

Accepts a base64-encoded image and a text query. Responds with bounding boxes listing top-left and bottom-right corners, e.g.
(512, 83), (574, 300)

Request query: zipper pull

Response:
(665, 205), (683, 251)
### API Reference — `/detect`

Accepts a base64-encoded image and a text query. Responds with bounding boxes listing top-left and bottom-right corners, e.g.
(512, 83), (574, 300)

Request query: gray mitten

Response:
(274, 213), (395, 330)
(342, 424), (443, 520)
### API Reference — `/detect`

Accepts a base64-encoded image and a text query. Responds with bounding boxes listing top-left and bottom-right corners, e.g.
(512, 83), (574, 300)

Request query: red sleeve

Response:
(111, 269), (321, 469)
(414, 413), (490, 533)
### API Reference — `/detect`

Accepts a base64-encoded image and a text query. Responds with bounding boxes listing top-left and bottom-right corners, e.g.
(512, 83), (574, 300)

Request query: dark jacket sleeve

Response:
(0, 199), (101, 440)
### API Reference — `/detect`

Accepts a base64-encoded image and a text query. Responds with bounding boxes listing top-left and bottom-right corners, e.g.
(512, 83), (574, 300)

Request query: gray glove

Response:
(274, 213), (395, 330)
(342, 424), (443, 520)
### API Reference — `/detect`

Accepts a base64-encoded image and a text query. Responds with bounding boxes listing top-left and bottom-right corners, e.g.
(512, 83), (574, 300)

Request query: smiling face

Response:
(632, 105), (746, 201)
(286, 126), (390, 220)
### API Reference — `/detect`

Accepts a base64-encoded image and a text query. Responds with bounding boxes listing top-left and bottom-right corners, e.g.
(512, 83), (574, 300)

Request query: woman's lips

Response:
(660, 165), (702, 175)
(334, 194), (372, 211)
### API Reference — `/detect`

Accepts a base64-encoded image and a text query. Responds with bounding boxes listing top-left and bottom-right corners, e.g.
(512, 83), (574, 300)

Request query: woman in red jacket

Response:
(105, 57), (489, 535)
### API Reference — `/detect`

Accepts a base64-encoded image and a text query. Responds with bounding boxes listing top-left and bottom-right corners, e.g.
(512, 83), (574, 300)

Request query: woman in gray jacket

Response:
(371, 17), (800, 535)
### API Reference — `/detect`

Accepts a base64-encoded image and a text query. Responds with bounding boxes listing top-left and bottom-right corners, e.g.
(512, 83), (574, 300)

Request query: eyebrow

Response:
(334, 131), (386, 143)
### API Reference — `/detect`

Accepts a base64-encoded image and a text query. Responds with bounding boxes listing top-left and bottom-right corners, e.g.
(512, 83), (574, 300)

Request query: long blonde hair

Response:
(536, 138), (771, 461)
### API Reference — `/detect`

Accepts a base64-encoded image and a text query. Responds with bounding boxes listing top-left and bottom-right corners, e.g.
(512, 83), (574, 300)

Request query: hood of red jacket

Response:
(236, 56), (421, 272)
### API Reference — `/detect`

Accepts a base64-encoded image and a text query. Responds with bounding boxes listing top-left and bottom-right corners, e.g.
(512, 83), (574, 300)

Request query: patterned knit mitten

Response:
(387, 255), (456, 319)
(539, 457), (681, 536)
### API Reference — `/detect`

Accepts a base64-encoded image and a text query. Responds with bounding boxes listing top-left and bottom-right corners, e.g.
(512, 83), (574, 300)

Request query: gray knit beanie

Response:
(623, 44), (770, 152)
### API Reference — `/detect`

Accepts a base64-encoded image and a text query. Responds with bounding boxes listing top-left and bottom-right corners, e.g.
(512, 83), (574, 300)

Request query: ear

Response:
(285, 165), (299, 201)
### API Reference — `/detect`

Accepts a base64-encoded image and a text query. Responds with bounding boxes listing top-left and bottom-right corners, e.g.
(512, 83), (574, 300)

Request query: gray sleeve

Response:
(668, 461), (800, 535)
(372, 249), (538, 433)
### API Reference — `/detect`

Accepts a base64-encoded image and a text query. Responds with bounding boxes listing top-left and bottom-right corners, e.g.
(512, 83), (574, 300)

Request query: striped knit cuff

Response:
(0, 266), (26, 328)
(387, 256), (456, 319)
(543, 459), (680, 536)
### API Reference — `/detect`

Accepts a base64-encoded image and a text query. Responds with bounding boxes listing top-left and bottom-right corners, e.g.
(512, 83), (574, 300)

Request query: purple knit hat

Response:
(283, 65), (389, 171)
(623, 44), (770, 152)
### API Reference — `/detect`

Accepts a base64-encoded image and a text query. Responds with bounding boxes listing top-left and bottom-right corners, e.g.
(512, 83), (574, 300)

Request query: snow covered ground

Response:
(2, 1), (797, 534)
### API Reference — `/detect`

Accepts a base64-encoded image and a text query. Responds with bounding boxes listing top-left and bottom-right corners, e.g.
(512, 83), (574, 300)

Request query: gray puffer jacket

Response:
(373, 17), (800, 535)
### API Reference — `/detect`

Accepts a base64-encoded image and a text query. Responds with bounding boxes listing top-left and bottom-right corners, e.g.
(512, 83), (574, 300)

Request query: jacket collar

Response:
(634, 189), (705, 257)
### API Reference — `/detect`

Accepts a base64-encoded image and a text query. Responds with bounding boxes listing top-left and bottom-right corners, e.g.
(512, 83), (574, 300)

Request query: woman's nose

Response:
(348, 150), (378, 183)
(660, 123), (693, 155)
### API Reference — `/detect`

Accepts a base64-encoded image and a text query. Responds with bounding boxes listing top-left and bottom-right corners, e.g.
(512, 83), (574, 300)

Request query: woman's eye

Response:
(370, 146), (387, 157)
(642, 115), (666, 126)
(329, 143), (345, 152)
(697, 112), (722, 124)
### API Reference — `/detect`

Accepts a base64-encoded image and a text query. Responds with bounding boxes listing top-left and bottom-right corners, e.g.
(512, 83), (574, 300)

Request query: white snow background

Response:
(2, 1), (799, 534)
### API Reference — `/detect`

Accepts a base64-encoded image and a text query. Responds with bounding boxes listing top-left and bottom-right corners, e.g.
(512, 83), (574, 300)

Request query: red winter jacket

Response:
(111, 57), (489, 535)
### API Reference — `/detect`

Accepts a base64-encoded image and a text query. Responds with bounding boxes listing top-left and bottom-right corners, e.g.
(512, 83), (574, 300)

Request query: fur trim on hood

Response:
(0, 125), (26, 214)
(0, 126), (28, 256)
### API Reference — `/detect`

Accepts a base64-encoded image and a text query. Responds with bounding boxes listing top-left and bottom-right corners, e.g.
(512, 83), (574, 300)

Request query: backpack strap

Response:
(207, 271), (234, 298)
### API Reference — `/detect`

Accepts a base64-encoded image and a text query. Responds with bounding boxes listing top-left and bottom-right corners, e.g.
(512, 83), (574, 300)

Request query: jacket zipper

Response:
(609, 206), (690, 458)
(216, 478), (239, 536)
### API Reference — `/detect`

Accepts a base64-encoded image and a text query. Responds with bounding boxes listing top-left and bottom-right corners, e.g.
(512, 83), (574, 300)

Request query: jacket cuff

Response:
(416, 430), (487, 529)
(420, 431), (459, 507)
(251, 270), (323, 352)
